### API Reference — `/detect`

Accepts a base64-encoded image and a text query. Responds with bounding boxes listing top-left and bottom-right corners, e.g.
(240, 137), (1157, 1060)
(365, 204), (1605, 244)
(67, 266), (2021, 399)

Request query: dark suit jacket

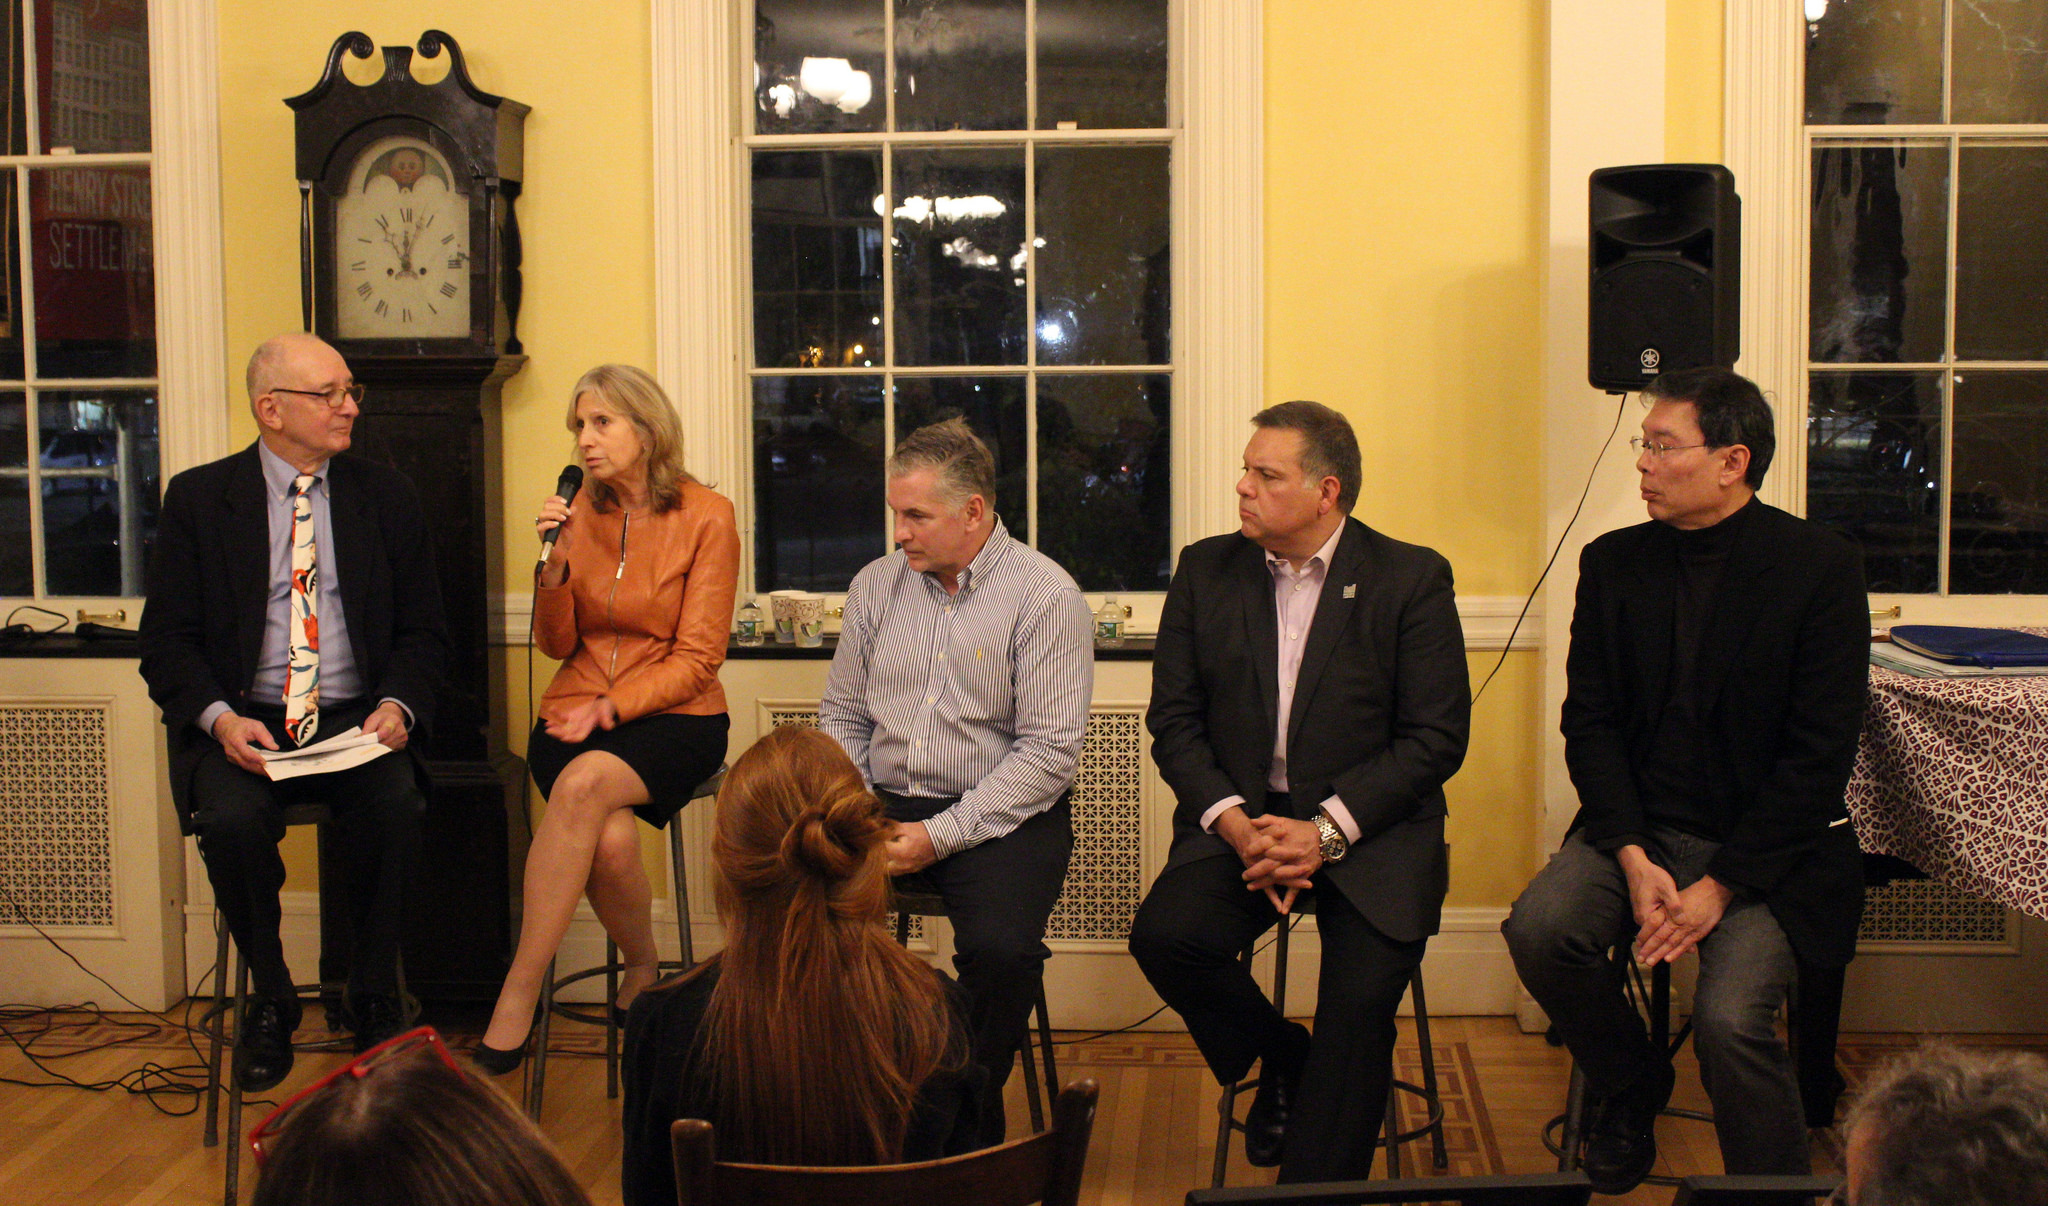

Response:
(138, 443), (448, 827)
(1562, 500), (1868, 968)
(1147, 518), (1471, 943)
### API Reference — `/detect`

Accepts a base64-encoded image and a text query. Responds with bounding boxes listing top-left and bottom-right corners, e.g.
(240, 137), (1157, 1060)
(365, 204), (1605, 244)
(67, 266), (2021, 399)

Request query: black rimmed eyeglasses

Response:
(271, 383), (366, 408)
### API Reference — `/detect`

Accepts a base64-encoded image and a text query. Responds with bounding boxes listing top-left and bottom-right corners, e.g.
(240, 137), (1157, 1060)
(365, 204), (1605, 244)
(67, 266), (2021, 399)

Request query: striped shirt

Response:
(820, 521), (1094, 860)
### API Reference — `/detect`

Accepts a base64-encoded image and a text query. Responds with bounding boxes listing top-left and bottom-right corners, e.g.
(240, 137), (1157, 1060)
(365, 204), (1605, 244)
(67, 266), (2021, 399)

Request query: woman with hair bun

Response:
(620, 726), (982, 1206)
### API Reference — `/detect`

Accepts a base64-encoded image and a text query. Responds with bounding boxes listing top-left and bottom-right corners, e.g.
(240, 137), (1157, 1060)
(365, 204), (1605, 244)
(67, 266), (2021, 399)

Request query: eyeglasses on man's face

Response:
(247, 1025), (457, 1163)
(1629, 436), (1710, 458)
(271, 383), (366, 409)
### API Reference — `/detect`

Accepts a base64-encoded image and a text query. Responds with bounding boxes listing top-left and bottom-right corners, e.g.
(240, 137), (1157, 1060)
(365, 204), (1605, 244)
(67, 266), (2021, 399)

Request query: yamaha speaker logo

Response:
(1639, 347), (1661, 373)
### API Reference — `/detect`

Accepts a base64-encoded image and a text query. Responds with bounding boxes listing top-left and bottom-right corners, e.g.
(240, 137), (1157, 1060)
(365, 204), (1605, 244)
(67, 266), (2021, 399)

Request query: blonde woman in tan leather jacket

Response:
(477, 364), (737, 1072)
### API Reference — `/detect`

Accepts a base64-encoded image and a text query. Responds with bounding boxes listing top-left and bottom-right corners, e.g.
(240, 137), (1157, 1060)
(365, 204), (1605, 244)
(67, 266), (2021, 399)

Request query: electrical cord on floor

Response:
(0, 880), (228, 1114)
(1470, 390), (1631, 706)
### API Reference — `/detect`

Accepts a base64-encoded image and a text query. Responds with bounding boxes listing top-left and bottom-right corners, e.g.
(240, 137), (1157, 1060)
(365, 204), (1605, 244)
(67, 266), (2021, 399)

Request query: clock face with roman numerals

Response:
(333, 134), (471, 339)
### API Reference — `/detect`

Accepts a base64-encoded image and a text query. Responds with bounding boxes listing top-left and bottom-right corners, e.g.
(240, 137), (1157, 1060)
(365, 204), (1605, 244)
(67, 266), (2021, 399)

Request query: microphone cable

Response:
(1470, 390), (1631, 707)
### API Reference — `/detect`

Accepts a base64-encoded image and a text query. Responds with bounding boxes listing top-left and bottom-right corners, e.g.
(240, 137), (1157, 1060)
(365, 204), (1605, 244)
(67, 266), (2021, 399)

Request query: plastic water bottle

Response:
(735, 597), (764, 646)
(1094, 594), (1125, 648)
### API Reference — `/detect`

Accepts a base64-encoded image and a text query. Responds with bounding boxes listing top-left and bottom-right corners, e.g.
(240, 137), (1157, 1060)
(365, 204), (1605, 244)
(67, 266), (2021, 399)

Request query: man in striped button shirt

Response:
(820, 417), (1095, 1146)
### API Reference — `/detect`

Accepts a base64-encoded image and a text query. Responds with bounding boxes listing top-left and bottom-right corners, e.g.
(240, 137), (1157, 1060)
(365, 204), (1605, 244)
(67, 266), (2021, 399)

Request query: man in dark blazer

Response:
(1503, 367), (1867, 1194)
(140, 333), (446, 1090)
(1129, 400), (1471, 1182)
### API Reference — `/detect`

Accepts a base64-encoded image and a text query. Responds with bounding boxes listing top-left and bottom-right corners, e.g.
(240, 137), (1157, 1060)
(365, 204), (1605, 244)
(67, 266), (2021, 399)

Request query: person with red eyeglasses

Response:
(247, 1026), (591, 1206)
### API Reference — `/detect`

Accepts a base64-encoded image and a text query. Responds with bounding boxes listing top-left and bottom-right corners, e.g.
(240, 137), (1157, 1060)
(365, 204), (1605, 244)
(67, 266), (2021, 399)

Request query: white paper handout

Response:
(257, 726), (395, 780)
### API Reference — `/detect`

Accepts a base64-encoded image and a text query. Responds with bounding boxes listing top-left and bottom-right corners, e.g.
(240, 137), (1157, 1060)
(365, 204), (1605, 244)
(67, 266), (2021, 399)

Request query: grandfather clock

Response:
(287, 31), (528, 1002)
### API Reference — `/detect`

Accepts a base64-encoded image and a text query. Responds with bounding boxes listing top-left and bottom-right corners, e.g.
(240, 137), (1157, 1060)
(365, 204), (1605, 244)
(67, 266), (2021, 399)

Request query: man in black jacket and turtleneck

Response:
(1503, 368), (1869, 1195)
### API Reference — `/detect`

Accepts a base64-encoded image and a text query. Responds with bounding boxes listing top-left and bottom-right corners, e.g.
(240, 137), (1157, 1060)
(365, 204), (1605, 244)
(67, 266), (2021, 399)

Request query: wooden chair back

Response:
(671, 1078), (1098, 1206)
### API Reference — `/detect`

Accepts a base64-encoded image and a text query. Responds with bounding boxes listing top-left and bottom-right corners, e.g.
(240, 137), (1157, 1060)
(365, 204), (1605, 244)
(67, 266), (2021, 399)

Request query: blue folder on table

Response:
(1888, 625), (2048, 669)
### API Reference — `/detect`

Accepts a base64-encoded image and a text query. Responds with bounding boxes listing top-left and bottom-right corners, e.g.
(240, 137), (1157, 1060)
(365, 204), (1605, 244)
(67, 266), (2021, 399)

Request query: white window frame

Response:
(651, 0), (1261, 630)
(0, 0), (226, 614)
(1728, 0), (2047, 621)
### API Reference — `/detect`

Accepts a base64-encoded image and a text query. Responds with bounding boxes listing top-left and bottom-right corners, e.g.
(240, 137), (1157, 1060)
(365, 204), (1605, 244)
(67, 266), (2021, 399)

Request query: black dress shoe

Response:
(349, 992), (407, 1052)
(1243, 1057), (1306, 1166)
(1582, 1061), (1675, 1195)
(236, 996), (299, 1093)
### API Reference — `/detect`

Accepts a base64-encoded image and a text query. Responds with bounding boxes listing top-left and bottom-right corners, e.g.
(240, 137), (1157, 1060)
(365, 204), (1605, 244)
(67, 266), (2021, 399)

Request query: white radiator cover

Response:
(0, 658), (184, 1011)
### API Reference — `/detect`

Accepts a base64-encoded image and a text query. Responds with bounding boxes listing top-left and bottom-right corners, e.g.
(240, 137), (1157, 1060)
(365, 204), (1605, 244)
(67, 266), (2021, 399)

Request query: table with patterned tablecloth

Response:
(1847, 634), (2048, 922)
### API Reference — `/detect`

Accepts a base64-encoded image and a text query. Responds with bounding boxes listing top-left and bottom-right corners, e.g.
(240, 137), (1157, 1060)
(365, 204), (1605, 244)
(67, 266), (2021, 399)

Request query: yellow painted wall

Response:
(1667, 0), (1726, 164)
(214, 2), (653, 556)
(1266, 1), (1547, 906)
(224, 1), (1740, 909)
(215, 1), (653, 883)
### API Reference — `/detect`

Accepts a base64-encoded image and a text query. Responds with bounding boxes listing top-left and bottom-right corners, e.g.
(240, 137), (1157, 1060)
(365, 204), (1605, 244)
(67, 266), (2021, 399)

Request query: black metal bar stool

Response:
(194, 802), (419, 1206)
(1544, 949), (1712, 1186)
(1210, 897), (1447, 1187)
(524, 766), (724, 1119)
(889, 888), (1061, 1133)
(1544, 945), (1842, 1184)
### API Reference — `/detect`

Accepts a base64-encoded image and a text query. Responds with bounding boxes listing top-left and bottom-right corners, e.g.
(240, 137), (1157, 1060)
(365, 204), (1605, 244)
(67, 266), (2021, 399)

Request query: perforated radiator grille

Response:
(0, 705), (115, 928)
(762, 705), (1146, 943)
(1858, 877), (2011, 946)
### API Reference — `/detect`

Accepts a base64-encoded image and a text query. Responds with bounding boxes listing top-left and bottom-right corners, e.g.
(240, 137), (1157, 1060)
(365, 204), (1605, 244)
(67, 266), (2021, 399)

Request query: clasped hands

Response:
(213, 701), (410, 776)
(1216, 806), (1321, 914)
(1617, 844), (1733, 965)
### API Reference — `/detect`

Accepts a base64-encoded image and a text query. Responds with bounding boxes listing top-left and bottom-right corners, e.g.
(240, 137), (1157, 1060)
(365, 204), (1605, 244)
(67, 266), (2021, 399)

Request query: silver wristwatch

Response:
(1312, 810), (1349, 862)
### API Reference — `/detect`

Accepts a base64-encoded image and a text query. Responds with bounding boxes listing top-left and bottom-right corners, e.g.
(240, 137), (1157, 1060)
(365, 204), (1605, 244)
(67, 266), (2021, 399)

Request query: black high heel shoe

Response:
(471, 1035), (527, 1076)
(612, 964), (659, 1030)
(472, 1001), (541, 1076)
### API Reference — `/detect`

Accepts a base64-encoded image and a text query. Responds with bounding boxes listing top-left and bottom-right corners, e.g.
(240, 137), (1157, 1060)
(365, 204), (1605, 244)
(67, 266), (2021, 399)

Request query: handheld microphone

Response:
(538, 465), (584, 566)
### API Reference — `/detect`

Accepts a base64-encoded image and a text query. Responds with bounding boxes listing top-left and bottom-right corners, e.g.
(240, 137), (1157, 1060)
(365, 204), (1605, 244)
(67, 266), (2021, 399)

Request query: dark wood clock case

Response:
(287, 32), (532, 1005)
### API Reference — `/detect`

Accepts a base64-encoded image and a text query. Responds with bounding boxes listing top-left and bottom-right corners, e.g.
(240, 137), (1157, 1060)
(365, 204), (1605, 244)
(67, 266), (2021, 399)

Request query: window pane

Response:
(1952, 0), (2048, 124)
(0, 390), (21, 467)
(1037, 0), (1168, 130)
(0, 475), (24, 593)
(0, 170), (21, 378)
(753, 150), (885, 369)
(30, 166), (155, 377)
(1956, 145), (2048, 360)
(39, 0), (151, 153)
(892, 148), (1026, 366)
(754, 375), (885, 591)
(895, 0), (1024, 132)
(1810, 142), (1947, 364)
(1036, 146), (1169, 366)
(1037, 373), (1170, 591)
(1807, 372), (1941, 594)
(0, 390), (24, 593)
(753, 0), (885, 134)
(1950, 371), (2048, 593)
(1804, 0), (1943, 124)
(2, 1), (26, 153)
(893, 375), (1027, 540)
(38, 388), (155, 596)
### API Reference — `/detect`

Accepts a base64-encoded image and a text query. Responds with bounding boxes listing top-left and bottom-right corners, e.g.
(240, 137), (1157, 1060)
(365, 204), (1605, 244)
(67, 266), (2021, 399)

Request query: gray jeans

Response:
(1502, 827), (1809, 1174)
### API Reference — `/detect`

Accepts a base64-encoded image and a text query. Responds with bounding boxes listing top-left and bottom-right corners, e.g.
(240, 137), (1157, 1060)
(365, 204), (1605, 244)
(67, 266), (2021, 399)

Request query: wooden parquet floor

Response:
(6, 1003), (2048, 1206)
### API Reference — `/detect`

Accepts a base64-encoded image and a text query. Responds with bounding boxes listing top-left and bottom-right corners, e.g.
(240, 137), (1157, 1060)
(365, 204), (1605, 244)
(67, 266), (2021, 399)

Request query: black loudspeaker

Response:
(1589, 163), (1740, 392)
